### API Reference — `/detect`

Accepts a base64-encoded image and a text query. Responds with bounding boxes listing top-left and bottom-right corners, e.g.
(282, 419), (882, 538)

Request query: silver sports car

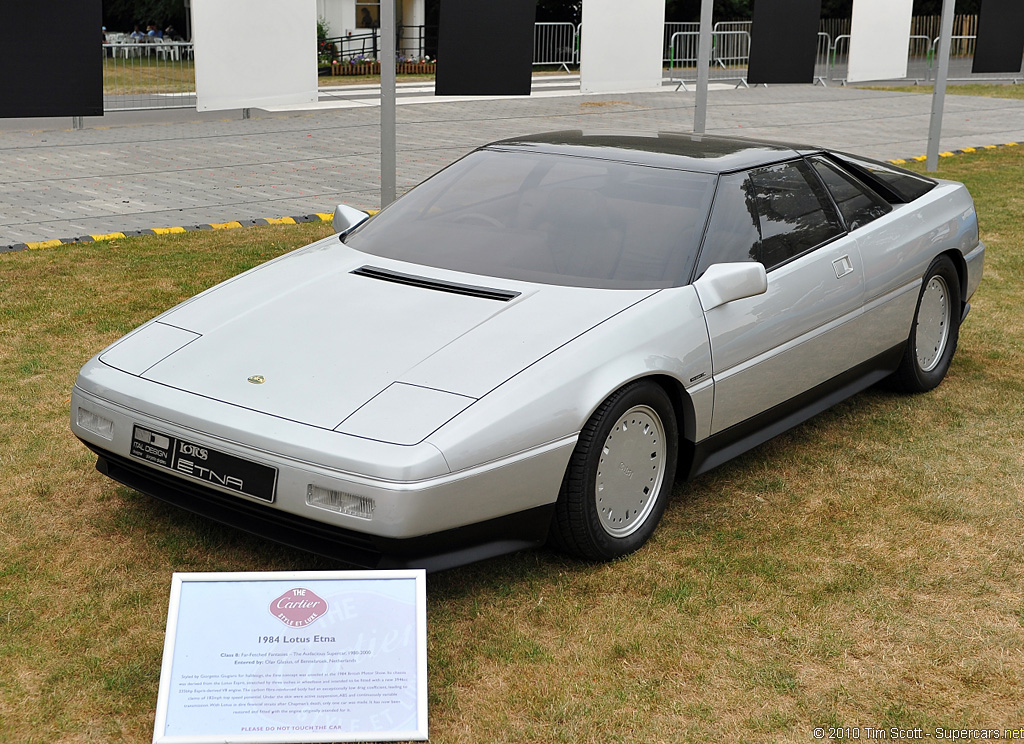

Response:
(71, 132), (984, 570)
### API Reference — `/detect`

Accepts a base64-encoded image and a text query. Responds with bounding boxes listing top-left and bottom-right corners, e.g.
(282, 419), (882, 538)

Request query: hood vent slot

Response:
(351, 266), (521, 302)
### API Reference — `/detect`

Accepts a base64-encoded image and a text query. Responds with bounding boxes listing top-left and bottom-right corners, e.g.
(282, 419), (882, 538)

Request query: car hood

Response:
(100, 241), (656, 431)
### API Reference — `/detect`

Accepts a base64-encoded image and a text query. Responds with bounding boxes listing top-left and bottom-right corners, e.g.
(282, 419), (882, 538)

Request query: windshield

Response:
(345, 148), (717, 289)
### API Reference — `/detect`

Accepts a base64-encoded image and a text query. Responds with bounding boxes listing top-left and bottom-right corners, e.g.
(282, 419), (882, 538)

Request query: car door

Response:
(696, 159), (868, 435)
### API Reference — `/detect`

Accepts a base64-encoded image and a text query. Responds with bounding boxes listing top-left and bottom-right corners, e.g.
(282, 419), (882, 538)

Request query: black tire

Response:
(890, 255), (961, 393)
(550, 380), (678, 561)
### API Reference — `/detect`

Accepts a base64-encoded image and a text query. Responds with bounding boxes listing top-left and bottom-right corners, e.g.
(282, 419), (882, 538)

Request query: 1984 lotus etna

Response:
(71, 132), (984, 570)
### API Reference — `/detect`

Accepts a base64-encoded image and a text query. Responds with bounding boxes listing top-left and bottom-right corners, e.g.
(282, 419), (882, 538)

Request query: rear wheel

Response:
(551, 381), (678, 561)
(891, 255), (961, 393)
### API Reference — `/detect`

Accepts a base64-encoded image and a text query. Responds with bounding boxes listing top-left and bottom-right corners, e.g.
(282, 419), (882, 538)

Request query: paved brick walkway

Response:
(2, 82), (1023, 247)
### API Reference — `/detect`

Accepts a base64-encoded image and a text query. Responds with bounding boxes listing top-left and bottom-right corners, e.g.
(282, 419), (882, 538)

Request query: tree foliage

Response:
(103, 0), (984, 34)
(103, 0), (186, 33)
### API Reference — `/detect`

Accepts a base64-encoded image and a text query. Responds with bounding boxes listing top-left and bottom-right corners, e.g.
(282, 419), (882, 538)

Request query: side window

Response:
(748, 161), (843, 270)
(695, 171), (761, 278)
(695, 161), (844, 279)
(809, 156), (891, 231)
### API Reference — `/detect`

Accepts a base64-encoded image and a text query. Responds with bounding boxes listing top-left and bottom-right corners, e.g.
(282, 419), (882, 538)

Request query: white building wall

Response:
(316, 0), (354, 36)
(317, 0), (425, 58)
(317, 0), (424, 36)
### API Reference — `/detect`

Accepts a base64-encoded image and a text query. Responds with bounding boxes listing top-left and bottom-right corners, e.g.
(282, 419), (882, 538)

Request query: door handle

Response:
(833, 255), (854, 279)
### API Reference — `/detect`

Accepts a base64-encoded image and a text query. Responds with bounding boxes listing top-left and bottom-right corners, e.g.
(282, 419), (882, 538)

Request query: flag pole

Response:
(926, 0), (955, 171)
(381, 0), (397, 206)
(694, 0), (713, 133)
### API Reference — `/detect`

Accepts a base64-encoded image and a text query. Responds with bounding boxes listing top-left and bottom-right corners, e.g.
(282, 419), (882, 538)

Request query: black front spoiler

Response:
(87, 442), (553, 572)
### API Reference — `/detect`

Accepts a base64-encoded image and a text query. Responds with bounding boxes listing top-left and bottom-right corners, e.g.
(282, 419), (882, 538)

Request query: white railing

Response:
(534, 22), (578, 70)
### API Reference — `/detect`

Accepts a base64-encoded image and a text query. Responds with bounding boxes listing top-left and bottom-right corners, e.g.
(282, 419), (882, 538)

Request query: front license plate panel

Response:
(130, 425), (277, 502)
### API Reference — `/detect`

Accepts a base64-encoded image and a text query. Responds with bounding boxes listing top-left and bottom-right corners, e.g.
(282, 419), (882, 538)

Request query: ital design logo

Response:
(270, 587), (329, 628)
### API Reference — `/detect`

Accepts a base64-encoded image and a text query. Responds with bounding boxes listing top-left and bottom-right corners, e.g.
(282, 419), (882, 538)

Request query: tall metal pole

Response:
(381, 0), (397, 206)
(694, 0), (713, 134)
(926, 0), (955, 172)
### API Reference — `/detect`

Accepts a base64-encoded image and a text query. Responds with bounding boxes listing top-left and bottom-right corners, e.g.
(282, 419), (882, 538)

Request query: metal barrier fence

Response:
(831, 33), (936, 84)
(815, 33), (831, 84)
(534, 22), (578, 70)
(667, 30), (752, 88)
(99, 24), (1024, 113)
(712, 20), (752, 35)
(826, 33), (1021, 85)
(829, 35), (853, 84)
(103, 42), (195, 111)
(664, 22), (699, 66)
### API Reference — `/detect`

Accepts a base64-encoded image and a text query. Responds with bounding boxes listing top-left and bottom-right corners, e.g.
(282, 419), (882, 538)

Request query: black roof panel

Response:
(484, 130), (821, 173)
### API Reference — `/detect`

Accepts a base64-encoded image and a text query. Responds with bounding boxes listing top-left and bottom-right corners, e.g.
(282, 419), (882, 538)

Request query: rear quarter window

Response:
(809, 156), (891, 231)
(828, 152), (937, 203)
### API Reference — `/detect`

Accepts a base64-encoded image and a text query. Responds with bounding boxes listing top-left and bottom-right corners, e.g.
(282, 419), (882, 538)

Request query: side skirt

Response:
(684, 343), (905, 479)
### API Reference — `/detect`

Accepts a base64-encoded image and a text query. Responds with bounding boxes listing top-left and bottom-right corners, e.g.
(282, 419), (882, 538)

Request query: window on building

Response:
(357, 2), (380, 29)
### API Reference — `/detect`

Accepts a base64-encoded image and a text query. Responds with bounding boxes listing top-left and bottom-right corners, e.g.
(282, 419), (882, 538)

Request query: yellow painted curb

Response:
(264, 217), (297, 225)
(208, 221), (243, 230)
(27, 239), (65, 250)
(89, 232), (126, 242)
(151, 226), (186, 235)
(314, 212), (334, 222)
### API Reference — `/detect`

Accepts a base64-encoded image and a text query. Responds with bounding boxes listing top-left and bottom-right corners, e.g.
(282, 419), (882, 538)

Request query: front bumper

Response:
(71, 384), (575, 570)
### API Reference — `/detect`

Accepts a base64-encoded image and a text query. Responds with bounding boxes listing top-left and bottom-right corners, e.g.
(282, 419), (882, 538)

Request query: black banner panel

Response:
(973, 0), (1024, 74)
(747, 0), (822, 84)
(436, 0), (536, 96)
(0, 0), (103, 117)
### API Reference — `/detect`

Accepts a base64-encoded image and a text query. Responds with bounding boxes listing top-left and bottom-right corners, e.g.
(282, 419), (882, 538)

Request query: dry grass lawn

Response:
(1, 148), (1022, 742)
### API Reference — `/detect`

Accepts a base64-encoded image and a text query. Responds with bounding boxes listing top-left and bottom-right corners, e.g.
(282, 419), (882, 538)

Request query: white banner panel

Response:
(847, 0), (913, 83)
(193, 0), (318, 112)
(580, 0), (665, 94)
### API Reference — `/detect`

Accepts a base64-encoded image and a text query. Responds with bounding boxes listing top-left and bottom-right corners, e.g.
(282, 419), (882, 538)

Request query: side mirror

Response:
(333, 204), (370, 234)
(693, 262), (768, 311)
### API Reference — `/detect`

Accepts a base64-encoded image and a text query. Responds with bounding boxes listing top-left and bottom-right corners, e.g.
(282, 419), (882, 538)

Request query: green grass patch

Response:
(2, 147), (1024, 741)
(858, 82), (1024, 101)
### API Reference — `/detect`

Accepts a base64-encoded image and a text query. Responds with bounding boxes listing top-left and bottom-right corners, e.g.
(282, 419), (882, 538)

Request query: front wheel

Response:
(551, 381), (678, 561)
(890, 255), (961, 393)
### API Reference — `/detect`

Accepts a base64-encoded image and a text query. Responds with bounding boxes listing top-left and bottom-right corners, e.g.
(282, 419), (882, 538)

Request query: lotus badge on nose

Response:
(247, 375), (265, 385)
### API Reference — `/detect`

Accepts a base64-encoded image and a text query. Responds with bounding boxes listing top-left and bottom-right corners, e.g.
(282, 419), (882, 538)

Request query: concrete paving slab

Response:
(1, 82), (1023, 247)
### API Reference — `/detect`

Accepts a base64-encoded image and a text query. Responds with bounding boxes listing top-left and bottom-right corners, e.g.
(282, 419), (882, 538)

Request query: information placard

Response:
(153, 571), (427, 743)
